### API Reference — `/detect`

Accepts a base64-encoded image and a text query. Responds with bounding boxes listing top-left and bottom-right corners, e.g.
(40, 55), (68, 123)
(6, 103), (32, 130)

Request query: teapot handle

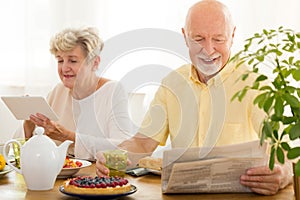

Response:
(3, 140), (22, 174)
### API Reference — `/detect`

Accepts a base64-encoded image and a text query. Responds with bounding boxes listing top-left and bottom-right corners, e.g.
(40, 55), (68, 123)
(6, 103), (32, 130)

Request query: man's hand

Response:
(240, 163), (293, 195)
(95, 133), (159, 176)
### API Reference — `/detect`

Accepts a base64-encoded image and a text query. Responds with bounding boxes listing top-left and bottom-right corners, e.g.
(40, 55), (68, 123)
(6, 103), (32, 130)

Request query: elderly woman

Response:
(23, 27), (132, 160)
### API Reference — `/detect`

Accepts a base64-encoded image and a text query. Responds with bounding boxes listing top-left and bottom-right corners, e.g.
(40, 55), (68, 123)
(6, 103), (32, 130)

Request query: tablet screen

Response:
(1, 96), (59, 121)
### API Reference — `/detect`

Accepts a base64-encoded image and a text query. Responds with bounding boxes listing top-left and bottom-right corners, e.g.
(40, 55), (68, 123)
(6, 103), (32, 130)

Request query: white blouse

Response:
(45, 81), (132, 160)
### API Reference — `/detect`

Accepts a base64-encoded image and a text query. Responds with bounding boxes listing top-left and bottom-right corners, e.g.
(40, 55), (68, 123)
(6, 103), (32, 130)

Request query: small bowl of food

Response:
(57, 157), (92, 178)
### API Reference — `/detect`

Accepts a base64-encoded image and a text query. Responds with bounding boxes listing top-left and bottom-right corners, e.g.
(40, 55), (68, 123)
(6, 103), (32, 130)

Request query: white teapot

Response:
(3, 127), (73, 190)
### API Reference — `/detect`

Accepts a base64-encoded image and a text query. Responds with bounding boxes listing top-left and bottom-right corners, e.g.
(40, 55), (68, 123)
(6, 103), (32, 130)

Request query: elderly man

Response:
(96, 0), (292, 195)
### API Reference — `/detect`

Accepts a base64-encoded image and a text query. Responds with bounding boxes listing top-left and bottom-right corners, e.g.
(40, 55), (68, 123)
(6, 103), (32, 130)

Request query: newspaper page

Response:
(162, 140), (268, 193)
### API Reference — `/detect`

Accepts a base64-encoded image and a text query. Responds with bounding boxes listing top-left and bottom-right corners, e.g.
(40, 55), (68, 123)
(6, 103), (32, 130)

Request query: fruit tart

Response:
(63, 176), (131, 195)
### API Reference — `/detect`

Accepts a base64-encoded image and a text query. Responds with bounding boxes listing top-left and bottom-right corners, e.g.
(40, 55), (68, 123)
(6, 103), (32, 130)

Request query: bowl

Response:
(57, 159), (91, 179)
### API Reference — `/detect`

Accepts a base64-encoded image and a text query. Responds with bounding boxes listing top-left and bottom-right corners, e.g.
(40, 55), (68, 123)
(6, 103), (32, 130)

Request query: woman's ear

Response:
(92, 56), (100, 71)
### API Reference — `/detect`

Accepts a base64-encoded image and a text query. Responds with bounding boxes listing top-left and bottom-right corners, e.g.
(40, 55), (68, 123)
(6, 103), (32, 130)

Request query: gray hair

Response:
(50, 27), (104, 60)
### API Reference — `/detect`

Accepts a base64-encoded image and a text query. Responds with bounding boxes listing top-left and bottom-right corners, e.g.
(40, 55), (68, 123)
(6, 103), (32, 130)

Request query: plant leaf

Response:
(288, 56), (294, 64)
(260, 129), (265, 145)
(282, 116), (297, 124)
(248, 58), (254, 65)
(262, 121), (272, 138)
(272, 79), (282, 90)
(276, 147), (285, 164)
(256, 55), (264, 62)
(253, 93), (267, 106)
(280, 130), (288, 140)
(238, 88), (248, 101)
(276, 50), (283, 56)
(292, 69), (300, 81)
(269, 145), (275, 170)
(255, 74), (268, 82)
(241, 73), (249, 80)
(281, 142), (290, 151)
(263, 95), (274, 113)
(270, 114), (281, 121)
(285, 86), (296, 93)
(282, 93), (300, 108)
(287, 147), (300, 159)
(295, 161), (300, 176)
(274, 97), (284, 117)
(289, 123), (300, 140)
(231, 91), (240, 102)
(252, 81), (259, 89)
(273, 129), (278, 140)
(259, 86), (273, 91)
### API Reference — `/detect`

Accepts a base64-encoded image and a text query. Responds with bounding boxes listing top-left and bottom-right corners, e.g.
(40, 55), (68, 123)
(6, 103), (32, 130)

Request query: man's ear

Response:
(182, 28), (189, 47)
(92, 56), (100, 71)
(231, 26), (236, 45)
(232, 26), (236, 38)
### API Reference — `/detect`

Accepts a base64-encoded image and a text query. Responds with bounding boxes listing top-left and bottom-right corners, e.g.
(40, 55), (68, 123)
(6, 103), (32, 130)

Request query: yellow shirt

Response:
(139, 62), (265, 148)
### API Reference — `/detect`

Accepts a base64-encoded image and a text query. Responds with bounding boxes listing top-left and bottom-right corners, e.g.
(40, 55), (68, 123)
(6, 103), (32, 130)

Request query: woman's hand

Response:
(95, 151), (132, 177)
(29, 113), (75, 142)
(95, 151), (110, 177)
(23, 120), (35, 138)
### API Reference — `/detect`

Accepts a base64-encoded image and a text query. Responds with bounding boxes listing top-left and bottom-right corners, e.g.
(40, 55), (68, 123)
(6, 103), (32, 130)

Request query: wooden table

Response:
(0, 163), (295, 200)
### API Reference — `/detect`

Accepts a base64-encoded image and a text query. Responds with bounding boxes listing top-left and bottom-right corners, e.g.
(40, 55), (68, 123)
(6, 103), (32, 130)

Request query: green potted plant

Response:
(230, 26), (300, 175)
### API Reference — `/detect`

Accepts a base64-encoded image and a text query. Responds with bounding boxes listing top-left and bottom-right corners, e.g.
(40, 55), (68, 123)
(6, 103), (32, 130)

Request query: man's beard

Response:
(194, 53), (222, 76)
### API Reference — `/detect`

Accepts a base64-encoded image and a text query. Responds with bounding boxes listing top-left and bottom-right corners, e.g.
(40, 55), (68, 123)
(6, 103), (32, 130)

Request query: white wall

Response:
(0, 86), (24, 143)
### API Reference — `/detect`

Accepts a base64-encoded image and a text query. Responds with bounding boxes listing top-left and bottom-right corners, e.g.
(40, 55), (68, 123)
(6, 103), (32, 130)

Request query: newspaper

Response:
(162, 140), (268, 193)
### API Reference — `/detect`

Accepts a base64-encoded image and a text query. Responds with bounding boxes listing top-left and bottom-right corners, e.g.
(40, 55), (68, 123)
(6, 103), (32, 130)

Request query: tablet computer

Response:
(1, 96), (59, 121)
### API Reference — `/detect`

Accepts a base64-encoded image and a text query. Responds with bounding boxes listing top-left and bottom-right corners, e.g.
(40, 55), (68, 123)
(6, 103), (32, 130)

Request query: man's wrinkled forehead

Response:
(184, 0), (234, 34)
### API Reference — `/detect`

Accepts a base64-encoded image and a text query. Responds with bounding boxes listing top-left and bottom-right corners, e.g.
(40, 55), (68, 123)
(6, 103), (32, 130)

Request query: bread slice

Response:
(138, 156), (162, 171)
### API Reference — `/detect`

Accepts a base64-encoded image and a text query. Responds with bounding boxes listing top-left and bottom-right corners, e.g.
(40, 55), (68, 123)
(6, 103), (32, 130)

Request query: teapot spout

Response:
(57, 140), (73, 173)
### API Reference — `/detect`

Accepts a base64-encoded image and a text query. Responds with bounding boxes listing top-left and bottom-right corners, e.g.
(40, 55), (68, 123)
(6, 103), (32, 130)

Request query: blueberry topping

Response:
(69, 176), (128, 188)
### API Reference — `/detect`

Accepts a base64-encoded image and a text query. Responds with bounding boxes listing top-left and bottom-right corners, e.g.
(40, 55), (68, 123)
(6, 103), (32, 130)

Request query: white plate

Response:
(57, 159), (91, 179)
(0, 165), (13, 178)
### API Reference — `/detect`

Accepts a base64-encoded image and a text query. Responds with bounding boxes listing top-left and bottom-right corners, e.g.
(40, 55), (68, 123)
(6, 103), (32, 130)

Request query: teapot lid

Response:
(24, 126), (56, 148)
(35, 126), (45, 136)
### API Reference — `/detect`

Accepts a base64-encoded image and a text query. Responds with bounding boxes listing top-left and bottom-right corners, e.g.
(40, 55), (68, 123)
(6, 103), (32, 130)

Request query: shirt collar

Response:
(189, 61), (235, 86)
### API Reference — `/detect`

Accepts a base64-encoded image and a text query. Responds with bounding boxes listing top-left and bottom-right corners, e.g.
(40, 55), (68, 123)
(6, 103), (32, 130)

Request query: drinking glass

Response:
(103, 149), (127, 177)
(12, 138), (27, 169)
